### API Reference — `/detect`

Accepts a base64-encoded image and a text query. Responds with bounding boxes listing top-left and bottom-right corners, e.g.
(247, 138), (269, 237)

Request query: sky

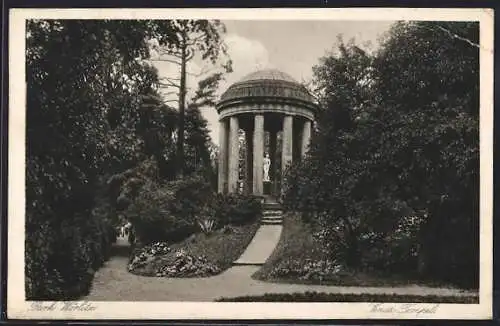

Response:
(152, 20), (395, 145)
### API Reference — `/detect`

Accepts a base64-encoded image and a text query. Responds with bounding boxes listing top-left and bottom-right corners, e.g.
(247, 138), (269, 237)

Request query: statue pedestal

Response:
(263, 181), (271, 195)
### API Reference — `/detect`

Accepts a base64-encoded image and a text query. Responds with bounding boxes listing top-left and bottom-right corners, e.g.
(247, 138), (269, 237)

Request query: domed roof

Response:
(238, 69), (298, 83)
(217, 68), (316, 110)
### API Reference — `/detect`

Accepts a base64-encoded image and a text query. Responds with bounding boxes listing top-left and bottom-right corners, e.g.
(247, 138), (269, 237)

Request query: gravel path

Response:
(84, 234), (477, 301)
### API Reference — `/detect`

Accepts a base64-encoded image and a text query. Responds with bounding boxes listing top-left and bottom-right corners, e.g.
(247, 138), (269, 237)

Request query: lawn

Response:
(253, 212), (328, 280)
(253, 213), (469, 289)
(216, 291), (479, 303)
(130, 222), (260, 277)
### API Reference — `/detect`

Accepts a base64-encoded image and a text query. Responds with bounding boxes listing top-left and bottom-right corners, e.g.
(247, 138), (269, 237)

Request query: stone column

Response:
(269, 130), (277, 196)
(245, 129), (253, 194)
(217, 119), (228, 193)
(227, 116), (239, 194)
(301, 119), (312, 157)
(253, 114), (264, 195)
(282, 115), (293, 174)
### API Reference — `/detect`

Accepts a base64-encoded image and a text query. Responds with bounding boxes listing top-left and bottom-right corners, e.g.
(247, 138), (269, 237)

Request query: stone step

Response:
(262, 200), (282, 225)
(262, 214), (282, 217)
(263, 207), (281, 212)
(261, 220), (283, 225)
(232, 261), (264, 266)
(261, 216), (283, 221)
(261, 216), (283, 224)
(263, 203), (282, 209)
(263, 210), (282, 216)
(263, 201), (281, 205)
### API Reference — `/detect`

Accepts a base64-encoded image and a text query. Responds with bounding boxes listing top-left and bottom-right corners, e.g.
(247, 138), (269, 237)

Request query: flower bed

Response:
(128, 242), (171, 272)
(155, 249), (220, 277)
(268, 258), (344, 282)
(128, 243), (221, 277)
(128, 222), (259, 278)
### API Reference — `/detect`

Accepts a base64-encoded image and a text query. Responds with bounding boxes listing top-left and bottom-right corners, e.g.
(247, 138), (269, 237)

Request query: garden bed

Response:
(128, 222), (260, 278)
(253, 213), (468, 289)
(216, 291), (478, 303)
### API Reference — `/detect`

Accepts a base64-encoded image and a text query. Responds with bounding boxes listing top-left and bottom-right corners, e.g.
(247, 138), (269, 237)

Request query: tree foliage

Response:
(284, 21), (479, 287)
(25, 19), (180, 299)
(183, 71), (224, 180)
(26, 19), (230, 298)
(184, 105), (212, 176)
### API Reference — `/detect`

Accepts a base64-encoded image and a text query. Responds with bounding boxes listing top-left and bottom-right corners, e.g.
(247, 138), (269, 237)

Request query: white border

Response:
(8, 8), (494, 320)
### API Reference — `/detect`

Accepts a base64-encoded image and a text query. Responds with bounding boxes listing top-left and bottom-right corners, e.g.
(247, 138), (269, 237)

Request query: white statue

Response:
(263, 153), (271, 182)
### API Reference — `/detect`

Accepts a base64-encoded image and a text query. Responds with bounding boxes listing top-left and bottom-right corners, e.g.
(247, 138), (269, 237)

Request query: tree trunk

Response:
(176, 34), (187, 179)
(345, 230), (360, 267)
(341, 215), (360, 268)
(417, 200), (440, 278)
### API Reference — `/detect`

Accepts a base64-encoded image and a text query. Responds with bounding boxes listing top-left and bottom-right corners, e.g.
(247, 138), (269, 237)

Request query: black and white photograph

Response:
(7, 8), (493, 320)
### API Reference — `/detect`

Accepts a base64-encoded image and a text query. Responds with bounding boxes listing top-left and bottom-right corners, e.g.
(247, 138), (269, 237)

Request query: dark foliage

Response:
(25, 20), (169, 300)
(216, 292), (478, 303)
(25, 18), (229, 299)
(125, 174), (212, 244)
(184, 104), (214, 178)
(283, 22), (479, 288)
(210, 193), (263, 226)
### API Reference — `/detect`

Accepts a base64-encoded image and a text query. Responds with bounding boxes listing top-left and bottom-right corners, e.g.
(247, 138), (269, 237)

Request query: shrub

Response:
(25, 206), (116, 300)
(197, 217), (216, 235)
(107, 159), (159, 212)
(210, 193), (262, 226)
(167, 174), (213, 221)
(371, 214), (424, 273)
(125, 182), (193, 244)
(26, 153), (118, 300)
(312, 222), (350, 262)
(125, 174), (213, 244)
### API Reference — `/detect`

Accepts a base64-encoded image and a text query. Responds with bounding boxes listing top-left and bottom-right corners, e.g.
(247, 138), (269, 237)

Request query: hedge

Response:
(216, 292), (478, 303)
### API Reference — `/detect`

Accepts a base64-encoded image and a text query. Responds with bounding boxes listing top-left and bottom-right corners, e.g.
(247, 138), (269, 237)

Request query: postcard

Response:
(8, 7), (494, 320)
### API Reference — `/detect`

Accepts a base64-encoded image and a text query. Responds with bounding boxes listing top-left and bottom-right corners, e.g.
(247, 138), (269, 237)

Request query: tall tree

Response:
(138, 88), (178, 180)
(151, 20), (231, 178)
(184, 72), (224, 179)
(284, 21), (480, 287)
(184, 105), (211, 175)
(371, 21), (479, 284)
(312, 36), (375, 135)
(25, 19), (179, 299)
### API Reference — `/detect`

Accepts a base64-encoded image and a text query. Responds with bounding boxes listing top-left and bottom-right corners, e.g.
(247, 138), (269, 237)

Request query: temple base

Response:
(263, 181), (272, 195)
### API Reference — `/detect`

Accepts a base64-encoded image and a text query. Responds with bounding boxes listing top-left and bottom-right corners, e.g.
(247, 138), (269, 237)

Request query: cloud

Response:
(218, 34), (271, 95)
